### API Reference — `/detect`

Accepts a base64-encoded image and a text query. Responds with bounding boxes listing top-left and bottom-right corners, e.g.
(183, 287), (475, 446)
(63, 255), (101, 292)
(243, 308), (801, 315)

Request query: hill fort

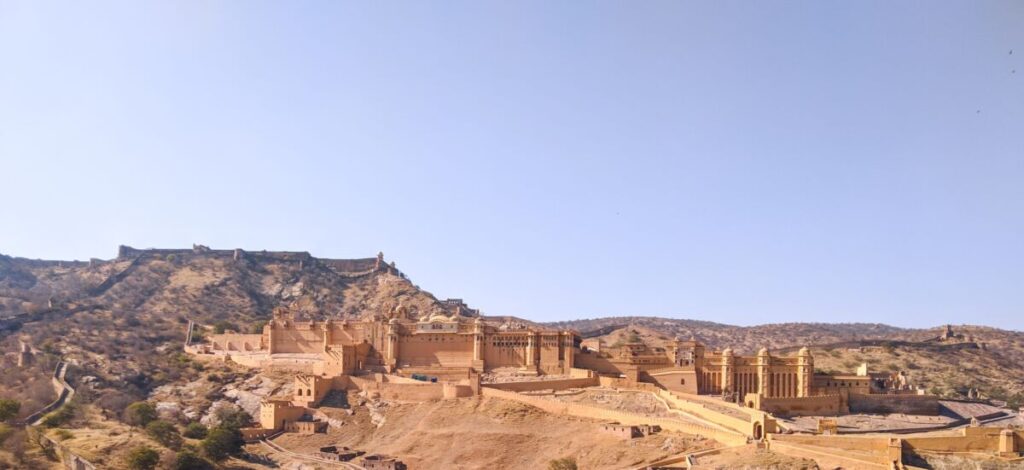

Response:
(1, 245), (1022, 469)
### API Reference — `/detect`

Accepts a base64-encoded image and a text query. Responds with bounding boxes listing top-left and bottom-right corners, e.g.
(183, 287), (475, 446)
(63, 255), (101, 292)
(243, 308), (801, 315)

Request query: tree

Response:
(182, 422), (208, 439)
(549, 457), (578, 470)
(124, 402), (157, 427)
(0, 399), (20, 422)
(173, 450), (213, 470)
(212, 321), (235, 334)
(125, 446), (160, 470)
(145, 420), (182, 450)
(213, 405), (251, 430)
(201, 426), (243, 461)
(250, 320), (267, 334)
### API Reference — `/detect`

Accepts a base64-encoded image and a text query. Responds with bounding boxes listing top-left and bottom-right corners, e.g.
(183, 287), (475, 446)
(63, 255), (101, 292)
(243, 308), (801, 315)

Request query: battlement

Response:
(115, 245), (391, 275)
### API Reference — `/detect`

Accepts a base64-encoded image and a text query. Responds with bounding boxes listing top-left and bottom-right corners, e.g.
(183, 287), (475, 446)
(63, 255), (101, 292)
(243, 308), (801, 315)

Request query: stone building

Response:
(190, 307), (577, 379)
(575, 338), (871, 401)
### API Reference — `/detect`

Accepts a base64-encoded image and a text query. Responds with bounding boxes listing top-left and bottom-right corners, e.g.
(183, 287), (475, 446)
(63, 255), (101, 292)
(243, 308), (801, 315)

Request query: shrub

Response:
(182, 422), (208, 439)
(201, 426), (243, 461)
(124, 402), (158, 427)
(212, 321), (235, 334)
(125, 446), (160, 470)
(0, 399), (20, 422)
(250, 320), (267, 334)
(53, 429), (73, 441)
(173, 450), (213, 470)
(40, 403), (76, 428)
(549, 457), (578, 470)
(213, 405), (251, 430)
(145, 420), (182, 450)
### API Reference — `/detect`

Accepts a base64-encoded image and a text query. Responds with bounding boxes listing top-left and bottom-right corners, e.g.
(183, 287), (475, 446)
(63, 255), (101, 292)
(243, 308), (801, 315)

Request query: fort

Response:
(148, 251), (1016, 468)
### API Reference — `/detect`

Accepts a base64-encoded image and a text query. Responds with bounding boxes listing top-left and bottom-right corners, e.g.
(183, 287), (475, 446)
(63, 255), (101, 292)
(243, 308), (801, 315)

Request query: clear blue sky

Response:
(1, 2), (1022, 329)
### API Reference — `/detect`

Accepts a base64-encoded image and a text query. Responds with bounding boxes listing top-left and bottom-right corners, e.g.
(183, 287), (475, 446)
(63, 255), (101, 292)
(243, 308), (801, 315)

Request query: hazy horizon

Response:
(2, 2), (1022, 329)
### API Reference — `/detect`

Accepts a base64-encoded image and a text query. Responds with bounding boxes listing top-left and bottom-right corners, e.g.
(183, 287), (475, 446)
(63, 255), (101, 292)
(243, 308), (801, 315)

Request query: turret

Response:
(757, 347), (771, 396)
(721, 347), (735, 396)
(797, 346), (813, 397)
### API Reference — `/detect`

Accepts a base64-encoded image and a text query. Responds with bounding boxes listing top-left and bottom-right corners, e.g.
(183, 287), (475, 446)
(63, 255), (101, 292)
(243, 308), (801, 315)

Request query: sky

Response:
(1, 2), (1022, 330)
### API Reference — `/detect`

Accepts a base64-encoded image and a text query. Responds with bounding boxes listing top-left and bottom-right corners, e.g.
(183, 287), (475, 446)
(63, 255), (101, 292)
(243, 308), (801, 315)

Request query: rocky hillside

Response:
(0, 247), (456, 424)
(548, 317), (1024, 407)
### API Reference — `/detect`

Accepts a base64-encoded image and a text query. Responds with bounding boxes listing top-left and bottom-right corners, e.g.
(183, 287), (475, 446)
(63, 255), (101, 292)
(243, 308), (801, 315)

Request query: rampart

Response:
(115, 245), (385, 275)
(768, 434), (899, 469)
(748, 393), (846, 417)
(483, 377), (599, 393)
(902, 426), (1024, 456)
(849, 393), (940, 415)
(348, 375), (447, 402)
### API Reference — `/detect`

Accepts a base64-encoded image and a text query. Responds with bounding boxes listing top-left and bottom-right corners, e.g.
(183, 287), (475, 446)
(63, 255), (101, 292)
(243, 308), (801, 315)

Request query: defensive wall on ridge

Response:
(115, 245), (392, 276)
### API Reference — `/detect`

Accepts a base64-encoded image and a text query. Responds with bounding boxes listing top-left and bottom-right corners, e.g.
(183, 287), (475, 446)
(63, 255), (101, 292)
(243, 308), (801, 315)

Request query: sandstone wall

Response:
(848, 393), (940, 415)
(753, 394), (845, 417)
(397, 334), (474, 368)
(482, 377), (599, 392)
(903, 427), (1024, 454)
(348, 376), (446, 402)
(209, 333), (263, 352)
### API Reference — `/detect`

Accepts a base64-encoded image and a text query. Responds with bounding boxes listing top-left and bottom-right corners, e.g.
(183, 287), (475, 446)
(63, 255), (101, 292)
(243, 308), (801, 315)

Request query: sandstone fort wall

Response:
(849, 393), (940, 415)
(482, 377), (599, 392)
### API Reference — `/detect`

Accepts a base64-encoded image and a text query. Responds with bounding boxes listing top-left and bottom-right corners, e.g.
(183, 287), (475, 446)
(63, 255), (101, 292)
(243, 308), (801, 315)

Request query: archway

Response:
(753, 422), (763, 440)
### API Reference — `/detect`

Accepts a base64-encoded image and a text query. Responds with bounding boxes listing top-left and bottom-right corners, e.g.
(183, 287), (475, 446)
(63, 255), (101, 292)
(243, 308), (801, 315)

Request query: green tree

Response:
(0, 399), (20, 422)
(250, 320), (267, 334)
(124, 402), (157, 427)
(125, 446), (160, 470)
(145, 419), (182, 450)
(548, 457), (578, 470)
(201, 426), (243, 461)
(212, 321), (236, 334)
(173, 450), (213, 470)
(182, 422), (208, 439)
(214, 406), (251, 430)
(41, 403), (76, 428)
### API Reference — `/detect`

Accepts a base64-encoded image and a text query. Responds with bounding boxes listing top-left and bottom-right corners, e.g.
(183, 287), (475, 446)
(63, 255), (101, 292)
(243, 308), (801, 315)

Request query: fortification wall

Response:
(752, 394), (845, 417)
(272, 328), (322, 354)
(480, 387), (748, 446)
(572, 350), (624, 375)
(642, 368), (699, 394)
(767, 436), (894, 469)
(903, 427), (1024, 454)
(209, 333), (264, 352)
(849, 393), (940, 415)
(397, 334), (474, 368)
(656, 390), (752, 434)
(482, 377), (598, 392)
(348, 376), (446, 402)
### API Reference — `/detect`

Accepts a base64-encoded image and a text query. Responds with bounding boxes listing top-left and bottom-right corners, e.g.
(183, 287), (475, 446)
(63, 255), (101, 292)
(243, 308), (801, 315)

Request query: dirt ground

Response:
(263, 394), (717, 469)
(691, 445), (820, 470)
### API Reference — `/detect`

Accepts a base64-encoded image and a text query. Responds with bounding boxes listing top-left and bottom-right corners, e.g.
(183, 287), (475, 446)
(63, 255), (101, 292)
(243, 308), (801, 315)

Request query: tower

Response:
(797, 347), (813, 397)
(757, 347), (771, 397)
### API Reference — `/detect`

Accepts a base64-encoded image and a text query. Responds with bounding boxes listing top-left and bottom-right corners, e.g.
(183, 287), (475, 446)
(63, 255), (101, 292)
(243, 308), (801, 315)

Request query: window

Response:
(680, 379), (686, 385)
